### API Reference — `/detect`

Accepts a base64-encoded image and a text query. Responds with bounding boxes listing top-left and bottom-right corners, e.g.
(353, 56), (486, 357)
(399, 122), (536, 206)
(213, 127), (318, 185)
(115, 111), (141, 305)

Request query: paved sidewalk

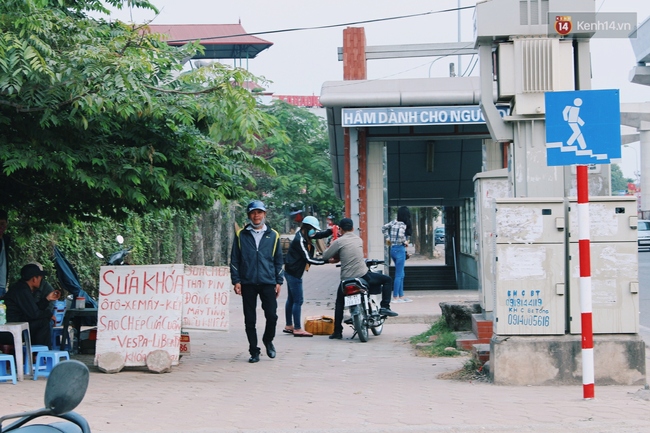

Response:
(4, 265), (650, 433)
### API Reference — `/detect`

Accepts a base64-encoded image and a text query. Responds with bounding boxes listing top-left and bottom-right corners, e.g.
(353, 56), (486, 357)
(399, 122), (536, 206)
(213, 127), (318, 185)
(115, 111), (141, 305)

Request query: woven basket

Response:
(304, 315), (335, 335)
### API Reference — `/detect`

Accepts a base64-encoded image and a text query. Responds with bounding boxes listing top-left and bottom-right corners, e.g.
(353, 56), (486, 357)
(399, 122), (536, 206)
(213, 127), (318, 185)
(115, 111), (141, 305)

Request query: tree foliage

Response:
(254, 100), (343, 226)
(611, 164), (634, 193)
(0, 0), (278, 227)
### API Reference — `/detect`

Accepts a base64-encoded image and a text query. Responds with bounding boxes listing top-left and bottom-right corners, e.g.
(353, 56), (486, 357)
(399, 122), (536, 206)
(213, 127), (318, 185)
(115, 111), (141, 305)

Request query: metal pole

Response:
(457, 0), (462, 74)
(577, 164), (595, 400)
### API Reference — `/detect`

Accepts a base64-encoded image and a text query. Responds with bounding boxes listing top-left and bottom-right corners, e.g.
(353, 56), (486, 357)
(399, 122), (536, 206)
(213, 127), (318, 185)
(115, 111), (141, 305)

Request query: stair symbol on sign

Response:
(545, 142), (608, 160)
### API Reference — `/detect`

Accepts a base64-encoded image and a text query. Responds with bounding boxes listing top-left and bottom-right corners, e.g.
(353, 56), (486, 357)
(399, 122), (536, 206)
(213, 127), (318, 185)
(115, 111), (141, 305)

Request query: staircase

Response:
(389, 265), (457, 290)
(455, 313), (494, 364)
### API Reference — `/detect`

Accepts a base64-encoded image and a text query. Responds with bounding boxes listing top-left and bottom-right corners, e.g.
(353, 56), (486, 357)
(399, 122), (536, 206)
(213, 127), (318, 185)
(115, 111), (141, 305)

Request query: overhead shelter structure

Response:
(321, 26), (504, 291)
(147, 23), (273, 67)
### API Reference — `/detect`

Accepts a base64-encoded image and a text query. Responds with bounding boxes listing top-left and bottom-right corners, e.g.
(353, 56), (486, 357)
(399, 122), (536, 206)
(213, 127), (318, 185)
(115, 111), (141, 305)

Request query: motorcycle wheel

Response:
(353, 308), (369, 342)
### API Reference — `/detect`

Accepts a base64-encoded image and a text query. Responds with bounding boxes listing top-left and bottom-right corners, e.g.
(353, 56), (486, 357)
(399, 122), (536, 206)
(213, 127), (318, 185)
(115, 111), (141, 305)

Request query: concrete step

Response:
(454, 331), (491, 351)
(472, 313), (493, 340)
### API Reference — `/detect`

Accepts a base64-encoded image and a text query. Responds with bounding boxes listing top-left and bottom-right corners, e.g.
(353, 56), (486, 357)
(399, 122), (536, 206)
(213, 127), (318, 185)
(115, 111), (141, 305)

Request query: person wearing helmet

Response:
(230, 200), (284, 363)
(283, 216), (333, 337)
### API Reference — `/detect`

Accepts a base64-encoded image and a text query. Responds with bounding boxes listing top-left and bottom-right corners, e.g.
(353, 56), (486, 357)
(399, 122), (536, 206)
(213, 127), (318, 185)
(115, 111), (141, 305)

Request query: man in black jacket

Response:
(3, 264), (61, 347)
(230, 200), (284, 363)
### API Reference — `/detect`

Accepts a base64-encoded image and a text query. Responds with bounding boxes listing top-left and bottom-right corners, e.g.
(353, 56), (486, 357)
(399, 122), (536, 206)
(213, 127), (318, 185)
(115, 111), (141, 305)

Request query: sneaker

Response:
(379, 307), (398, 317)
(400, 297), (413, 303)
(393, 298), (405, 303)
(329, 333), (343, 340)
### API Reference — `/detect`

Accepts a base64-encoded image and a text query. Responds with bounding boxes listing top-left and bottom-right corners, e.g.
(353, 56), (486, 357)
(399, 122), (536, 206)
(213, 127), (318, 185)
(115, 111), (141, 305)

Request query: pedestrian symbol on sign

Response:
(563, 98), (587, 150)
(544, 90), (621, 167)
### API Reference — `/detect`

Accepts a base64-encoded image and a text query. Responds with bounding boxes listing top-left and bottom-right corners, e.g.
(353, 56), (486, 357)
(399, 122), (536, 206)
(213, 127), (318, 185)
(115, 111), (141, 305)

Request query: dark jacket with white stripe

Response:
(284, 229), (332, 279)
(230, 224), (284, 286)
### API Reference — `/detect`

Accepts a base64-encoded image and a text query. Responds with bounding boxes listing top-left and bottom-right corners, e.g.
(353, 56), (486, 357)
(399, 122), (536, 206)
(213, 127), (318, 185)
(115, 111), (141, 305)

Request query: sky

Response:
(102, 0), (650, 178)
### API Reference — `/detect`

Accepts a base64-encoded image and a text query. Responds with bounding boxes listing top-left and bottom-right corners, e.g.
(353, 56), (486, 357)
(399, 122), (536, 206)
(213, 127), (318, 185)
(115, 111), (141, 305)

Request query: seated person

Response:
(2, 264), (60, 348)
(321, 218), (398, 340)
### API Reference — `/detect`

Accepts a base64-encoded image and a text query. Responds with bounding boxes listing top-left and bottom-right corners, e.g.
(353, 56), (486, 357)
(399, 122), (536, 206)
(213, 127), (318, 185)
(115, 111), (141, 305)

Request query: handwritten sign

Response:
(95, 264), (184, 367)
(182, 266), (230, 331)
(95, 264), (231, 367)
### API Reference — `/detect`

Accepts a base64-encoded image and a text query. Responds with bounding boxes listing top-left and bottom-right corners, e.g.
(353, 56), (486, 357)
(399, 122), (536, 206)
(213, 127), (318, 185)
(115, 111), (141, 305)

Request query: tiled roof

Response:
(147, 24), (273, 59)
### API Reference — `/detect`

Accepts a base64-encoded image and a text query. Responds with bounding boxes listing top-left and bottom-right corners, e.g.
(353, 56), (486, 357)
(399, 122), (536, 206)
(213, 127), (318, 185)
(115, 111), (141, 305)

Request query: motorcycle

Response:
(341, 259), (387, 342)
(0, 360), (91, 433)
(95, 235), (132, 266)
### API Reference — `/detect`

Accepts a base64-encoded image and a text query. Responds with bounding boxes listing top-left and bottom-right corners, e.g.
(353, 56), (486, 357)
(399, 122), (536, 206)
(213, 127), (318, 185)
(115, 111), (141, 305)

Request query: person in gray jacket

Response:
(230, 200), (284, 363)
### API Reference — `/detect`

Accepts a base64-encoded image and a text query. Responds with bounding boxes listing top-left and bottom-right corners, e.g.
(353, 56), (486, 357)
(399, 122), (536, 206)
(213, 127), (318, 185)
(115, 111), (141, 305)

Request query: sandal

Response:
(282, 327), (294, 334)
(293, 330), (313, 337)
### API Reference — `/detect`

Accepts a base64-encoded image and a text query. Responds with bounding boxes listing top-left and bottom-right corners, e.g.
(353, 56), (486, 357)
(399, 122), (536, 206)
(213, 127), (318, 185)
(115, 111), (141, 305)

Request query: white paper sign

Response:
(181, 266), (230, 331)
(95, 264), (184, 367)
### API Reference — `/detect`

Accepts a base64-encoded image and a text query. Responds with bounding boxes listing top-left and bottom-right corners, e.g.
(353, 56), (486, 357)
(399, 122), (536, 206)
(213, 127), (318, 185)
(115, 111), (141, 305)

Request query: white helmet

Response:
(302, 216), (321, 230)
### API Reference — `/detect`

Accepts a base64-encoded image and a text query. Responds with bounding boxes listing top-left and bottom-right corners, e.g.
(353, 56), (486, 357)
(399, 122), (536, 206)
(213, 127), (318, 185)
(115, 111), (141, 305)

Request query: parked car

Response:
(434, 227), (445, 245)
(638, 220), (650, 251)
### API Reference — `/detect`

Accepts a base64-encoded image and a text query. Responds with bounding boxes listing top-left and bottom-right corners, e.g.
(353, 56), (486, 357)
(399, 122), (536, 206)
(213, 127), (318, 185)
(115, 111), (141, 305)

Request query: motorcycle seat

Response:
(340, 277), (368, 291)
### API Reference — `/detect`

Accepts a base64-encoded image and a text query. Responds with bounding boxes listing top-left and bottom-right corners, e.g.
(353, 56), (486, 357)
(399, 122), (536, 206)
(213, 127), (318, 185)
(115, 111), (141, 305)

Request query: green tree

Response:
(611, 164), (634, 193)
(0, 0), (277, 227)
(255, 100), (343, 226)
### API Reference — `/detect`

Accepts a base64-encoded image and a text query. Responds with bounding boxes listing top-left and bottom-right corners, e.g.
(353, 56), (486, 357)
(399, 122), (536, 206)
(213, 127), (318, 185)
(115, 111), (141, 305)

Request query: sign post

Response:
(545, 89), (621, 400)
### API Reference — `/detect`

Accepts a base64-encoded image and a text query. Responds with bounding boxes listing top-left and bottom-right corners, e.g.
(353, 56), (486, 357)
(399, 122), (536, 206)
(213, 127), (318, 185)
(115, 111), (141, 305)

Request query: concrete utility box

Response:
(474, 0), (596, 45)
(567, 197), (639, 334)
(493, 198), (565, 335)
(474, 169), (510, 320)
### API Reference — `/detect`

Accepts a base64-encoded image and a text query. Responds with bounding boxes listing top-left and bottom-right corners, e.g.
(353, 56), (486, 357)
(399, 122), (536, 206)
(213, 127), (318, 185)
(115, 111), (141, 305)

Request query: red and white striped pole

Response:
(577, 164), (595, 399)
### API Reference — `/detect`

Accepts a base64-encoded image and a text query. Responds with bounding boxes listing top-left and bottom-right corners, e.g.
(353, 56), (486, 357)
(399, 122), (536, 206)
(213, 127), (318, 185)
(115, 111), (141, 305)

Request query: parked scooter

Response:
(340, 259), (387, 342)
(95, 235), (132, 266)
(0, 360), (91, 432)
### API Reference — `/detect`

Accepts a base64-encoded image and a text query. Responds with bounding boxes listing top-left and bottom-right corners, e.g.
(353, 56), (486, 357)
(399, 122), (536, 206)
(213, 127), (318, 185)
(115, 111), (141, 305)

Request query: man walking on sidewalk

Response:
(230, 200), (284, 363)
(322, 218), (398, 339)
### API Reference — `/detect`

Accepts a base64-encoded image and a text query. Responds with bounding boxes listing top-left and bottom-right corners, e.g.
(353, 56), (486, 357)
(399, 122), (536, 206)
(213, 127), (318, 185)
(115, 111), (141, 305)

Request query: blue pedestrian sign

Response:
(545, 90), (621, 166)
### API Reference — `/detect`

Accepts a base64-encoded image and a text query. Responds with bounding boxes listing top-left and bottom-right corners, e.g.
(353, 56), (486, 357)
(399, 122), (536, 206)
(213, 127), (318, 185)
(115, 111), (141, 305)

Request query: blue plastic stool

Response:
(0, 354), (17, 385)
(33, 351), (70, 380)
(51, 327), (69, 350)
(23, 345), (49, 375)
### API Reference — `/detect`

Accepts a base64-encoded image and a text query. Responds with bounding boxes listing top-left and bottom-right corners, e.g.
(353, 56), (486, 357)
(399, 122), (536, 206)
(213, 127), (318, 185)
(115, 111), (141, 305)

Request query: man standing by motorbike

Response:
(230, 200), (284, 363)
(322, 218), (398, 340)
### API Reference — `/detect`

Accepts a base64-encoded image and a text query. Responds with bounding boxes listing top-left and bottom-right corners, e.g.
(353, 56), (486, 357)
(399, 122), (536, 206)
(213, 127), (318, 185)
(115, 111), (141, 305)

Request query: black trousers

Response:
(241, 284), (278, 356)
(333, 271), (393, 335)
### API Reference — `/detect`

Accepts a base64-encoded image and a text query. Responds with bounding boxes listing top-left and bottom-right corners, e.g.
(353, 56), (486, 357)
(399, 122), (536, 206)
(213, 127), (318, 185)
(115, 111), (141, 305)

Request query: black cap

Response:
(339, 218), (354, 231)
(20, 263), (47, 281)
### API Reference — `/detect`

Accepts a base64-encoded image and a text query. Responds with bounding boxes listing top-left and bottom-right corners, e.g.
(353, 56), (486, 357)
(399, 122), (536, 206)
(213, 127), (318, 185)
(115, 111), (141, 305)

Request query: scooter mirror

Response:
(95, 252), (104, 259)
(116, 235), (124, 245)
(44, 360), (89, 415)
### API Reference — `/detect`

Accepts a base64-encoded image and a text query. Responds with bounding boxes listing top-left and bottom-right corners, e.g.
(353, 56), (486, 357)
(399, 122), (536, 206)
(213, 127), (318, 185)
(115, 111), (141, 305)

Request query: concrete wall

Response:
(490, 334), (646, 386)
(458, 253), (478, 290)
